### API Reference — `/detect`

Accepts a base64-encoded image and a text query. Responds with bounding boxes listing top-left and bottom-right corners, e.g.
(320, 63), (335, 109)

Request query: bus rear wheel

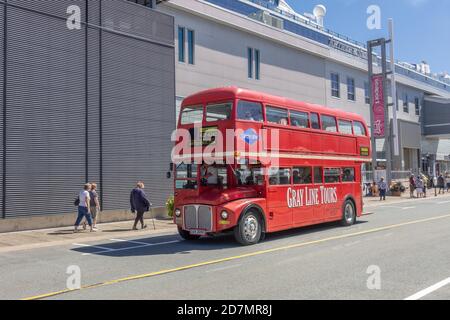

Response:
(177, 227), (201, 241)
(234, 210), (262, 246)
(341, 200), (356, 226)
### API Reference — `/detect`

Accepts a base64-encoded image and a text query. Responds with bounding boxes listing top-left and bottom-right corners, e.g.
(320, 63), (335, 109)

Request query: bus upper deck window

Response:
(353, 121), (367, 136)
(180, 106), (203, 125)
(310, 113), (320, 130)
(237, 100), (263, 122)
(321, 115), (338, 133)
(206, 102), (232, 122)
(266, 106), (288, 125)
(291, 111), (309, 128)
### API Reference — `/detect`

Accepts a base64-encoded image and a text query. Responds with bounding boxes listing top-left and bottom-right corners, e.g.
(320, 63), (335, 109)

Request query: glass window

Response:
(415, 97), (420, 116)
(235, 166), (264, 186)
(180, 105), (203, 125)
(314, 167), (323, 184)
(187, 29), (195, 65)
(321, 115), (338, 132)
(324, 168), (341, 183)
(347, 77), (355, 101)
(200, 164), (227, 188)
(331, 73), (340, 98)
(176, 163), (198, 179)
(237, 100), (263, 122)
(339, 120), (353, 135)
(293, 167), (312, 185)
(353, 121), (367, 136)
(266, 106), (288, 125)
(175, 180), (198, 190)
(178, 26), (185, 63)
(268, 168), (291, 186)
(255, 49), (261, 80)
(364, 81), (370, 104)
(342, 168), (355, 182)
(290, 111), (309, 128)
(247, 48), (253, 79)
(311, 113), (320, 130)
(206, 102), (232, 122)
(403, 93), (409, 113)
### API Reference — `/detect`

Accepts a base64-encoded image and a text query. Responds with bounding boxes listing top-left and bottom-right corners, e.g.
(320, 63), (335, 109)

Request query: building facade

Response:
(158, 0), (450, 177)
(0, 0), (175, 226)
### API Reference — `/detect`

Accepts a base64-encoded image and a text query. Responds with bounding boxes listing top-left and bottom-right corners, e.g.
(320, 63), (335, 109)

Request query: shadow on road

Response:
(70, 220), (368, 258)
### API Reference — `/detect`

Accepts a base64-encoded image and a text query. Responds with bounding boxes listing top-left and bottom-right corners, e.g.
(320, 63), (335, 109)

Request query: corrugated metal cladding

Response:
(1, 1), (4, 218)
(0, 0), (175, 219)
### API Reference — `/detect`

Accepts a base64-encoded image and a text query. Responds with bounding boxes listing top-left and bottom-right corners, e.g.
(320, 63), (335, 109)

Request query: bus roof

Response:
(182, 87), (367, 123)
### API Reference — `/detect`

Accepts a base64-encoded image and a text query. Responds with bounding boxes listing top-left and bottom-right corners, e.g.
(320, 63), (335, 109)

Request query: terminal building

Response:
(157, 0), (450, 177)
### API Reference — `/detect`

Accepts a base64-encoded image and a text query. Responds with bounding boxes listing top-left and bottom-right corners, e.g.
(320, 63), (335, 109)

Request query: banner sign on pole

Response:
(371, 74), (385, 138)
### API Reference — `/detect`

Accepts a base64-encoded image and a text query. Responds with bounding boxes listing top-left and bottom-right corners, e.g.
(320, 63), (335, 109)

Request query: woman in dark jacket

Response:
(130, 181), (152, 230)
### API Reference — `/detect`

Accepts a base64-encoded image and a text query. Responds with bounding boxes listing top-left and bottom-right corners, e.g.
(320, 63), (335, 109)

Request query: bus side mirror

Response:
(166, 172), (171, 179)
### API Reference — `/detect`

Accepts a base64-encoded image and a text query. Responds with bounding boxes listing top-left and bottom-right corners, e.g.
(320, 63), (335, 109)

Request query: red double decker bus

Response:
(172, 87), (371, 245)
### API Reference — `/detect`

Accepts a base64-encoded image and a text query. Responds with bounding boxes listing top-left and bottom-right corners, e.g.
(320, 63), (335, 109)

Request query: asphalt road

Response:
(1, 197), (450, 300)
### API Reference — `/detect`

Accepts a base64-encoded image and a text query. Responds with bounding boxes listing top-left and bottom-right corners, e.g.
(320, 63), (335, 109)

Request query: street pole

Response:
(381, 41), (392, 191)
(367, 41), (377, 179)
(389, 19), (400, 157)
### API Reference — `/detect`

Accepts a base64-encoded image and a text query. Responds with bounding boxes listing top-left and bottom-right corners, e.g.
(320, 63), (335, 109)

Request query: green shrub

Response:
(166, 195), (175, 217)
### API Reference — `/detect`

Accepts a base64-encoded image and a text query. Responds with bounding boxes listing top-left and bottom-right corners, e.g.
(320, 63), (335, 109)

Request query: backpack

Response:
(74, 196), (80, 206)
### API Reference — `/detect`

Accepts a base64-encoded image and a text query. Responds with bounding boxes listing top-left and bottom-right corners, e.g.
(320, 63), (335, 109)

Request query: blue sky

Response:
(286, 0), (450, 74)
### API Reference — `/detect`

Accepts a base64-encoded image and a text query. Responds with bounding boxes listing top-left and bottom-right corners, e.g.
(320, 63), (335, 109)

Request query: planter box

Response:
(390, 191), (402, 197)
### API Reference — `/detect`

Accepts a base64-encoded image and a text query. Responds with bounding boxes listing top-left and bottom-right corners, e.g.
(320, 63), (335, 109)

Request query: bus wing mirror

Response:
(166, 172), (171, 179)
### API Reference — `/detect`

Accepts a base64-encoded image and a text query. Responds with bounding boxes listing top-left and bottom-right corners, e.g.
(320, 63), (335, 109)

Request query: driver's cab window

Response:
(237, 100), (263, 122)
(200, 164), (227, 188)
(235, 165), (264, 186)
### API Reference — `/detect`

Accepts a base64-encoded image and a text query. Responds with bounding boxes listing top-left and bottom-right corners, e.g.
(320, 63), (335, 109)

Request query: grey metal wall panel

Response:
(0, 3), (4, 218)
(399, 120), (421, 150)
(5, 7), (86, 217)
(423, 99), (450, 136)
(8, 0), (86, 22)
(101, 32), (174, 209)
(102, 0), (174, 45)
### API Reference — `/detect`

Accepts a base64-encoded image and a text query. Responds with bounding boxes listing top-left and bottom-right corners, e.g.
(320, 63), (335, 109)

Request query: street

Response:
(1, 196), (449, 300)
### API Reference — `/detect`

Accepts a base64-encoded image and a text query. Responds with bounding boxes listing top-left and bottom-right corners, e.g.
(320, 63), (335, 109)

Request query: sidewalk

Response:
(0, 218), (177, 253)
(363, 189), (450, 208)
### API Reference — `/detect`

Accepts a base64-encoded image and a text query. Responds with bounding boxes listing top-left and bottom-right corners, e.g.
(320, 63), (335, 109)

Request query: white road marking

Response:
(81, 240), (180, 256)
(404, 277), (450, 300)
(438, 201), (450, 204)
(401, 207), (416, 210)
(72, 243), (113, 251)
(109, 238), (150, 245)
(206, 264), (242, 273)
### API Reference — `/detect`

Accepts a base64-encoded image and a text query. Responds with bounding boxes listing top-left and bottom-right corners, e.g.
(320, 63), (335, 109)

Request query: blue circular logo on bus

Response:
(240, 129), (259, 145)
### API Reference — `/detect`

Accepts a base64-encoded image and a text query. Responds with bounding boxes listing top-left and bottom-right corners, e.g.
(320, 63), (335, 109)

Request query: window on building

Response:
(180, 105), (203, 125)
(266, 106), (288, 125)
(331, 73), (340, 98)
(321, 115), (338, 132)
(247, 48), (253, 79)
(255, 49), (260, 80)
(178, 26), (185, 63)
(293, 167), (312, 185)
(403, 93), (409, 113)
(364, 81), (370, 104)
(338, 120), (353, 135)
(347, 77), (356, 101)
(415, 97), (420, 116)
(268, 168), (291, 185)
(310, 113), (320, 130)
(290, 111), (309, 128)
(187, 29), (195, 65)
(206, 103), (232, 122)
(237, 100), (263, 122)
(353, 121), (367, 136)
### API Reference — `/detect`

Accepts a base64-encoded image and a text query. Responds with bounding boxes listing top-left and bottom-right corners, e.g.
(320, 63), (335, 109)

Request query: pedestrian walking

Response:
(378, 177), (387, 201)
(74, 183), (95, 233)
(409, 174), (416, 198)
(416, 176), (424, 198)
(130, 181), (152, 230)
(89, 183), (101, 230)
(438, 174), (445, 194)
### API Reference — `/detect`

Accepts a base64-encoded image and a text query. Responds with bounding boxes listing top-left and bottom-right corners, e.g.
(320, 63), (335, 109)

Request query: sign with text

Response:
(371, 75), (385, 138)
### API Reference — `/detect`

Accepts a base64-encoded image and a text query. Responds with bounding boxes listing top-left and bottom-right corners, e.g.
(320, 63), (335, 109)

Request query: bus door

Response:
(291, 167), (314, 226)
(266, 167), (293, 230)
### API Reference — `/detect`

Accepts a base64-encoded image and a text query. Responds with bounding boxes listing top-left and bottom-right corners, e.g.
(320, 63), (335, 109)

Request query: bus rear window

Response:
(353, 121), (367, 136)
(180, 106), (203, 125)
(237, 100), (263, 122)
(206, 102), (232, 122)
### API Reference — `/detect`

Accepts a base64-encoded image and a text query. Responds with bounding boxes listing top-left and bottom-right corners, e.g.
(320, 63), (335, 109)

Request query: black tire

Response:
(177, 227), (201, 241)
(340, 200), (356, 226)
(234, 210), (262, 246)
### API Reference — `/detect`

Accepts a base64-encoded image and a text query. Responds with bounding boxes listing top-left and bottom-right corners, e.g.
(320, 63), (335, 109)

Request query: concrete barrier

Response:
(0, 207), (169, 233)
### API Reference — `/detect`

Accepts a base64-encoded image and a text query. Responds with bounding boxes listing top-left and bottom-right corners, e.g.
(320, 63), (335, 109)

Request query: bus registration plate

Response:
(190, 229), (207, 236)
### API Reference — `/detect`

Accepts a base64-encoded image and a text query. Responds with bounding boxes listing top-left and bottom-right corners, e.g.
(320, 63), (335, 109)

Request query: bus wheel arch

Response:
(341, 196), (357, 226)
(234, 204), (266, 245)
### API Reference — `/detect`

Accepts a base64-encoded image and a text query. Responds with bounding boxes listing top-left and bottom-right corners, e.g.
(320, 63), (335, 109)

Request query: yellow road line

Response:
(22, 213), (450, 300)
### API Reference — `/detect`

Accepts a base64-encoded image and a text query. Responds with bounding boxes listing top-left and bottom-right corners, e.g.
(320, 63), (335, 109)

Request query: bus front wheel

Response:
(341, 200), (356, 226)
(177, 227), (201, 241)
(234, 210), (262, 246)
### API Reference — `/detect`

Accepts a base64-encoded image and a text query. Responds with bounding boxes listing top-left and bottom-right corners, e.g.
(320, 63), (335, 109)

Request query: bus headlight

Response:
(175, 209), (181, 217)
(220, 211), (229, 220)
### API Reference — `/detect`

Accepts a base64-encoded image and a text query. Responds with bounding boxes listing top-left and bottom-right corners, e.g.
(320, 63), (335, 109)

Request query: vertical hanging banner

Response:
(371, 74), (385, 138)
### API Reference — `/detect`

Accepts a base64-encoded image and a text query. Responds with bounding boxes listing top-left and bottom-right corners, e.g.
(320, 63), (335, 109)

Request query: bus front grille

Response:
(183, 205), (212, 231)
